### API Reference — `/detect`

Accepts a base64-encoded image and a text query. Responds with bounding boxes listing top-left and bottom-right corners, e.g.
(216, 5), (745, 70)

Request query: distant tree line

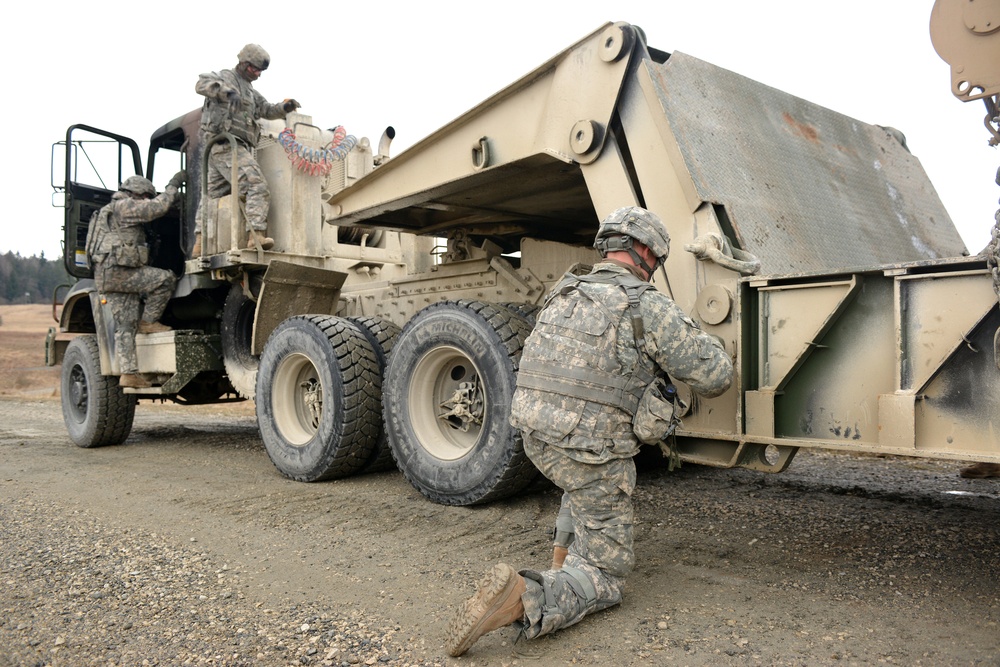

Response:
(0, 252), (73, 305)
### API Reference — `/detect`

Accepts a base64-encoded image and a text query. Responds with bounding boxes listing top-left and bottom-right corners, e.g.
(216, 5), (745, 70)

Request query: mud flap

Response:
(251, 261), (348, 355)
(45, 327), (67, 367)
(90, 291), (126, 375)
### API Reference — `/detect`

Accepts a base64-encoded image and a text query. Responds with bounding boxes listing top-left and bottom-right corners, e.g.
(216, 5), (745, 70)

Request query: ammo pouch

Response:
(110, 243), (148, 268)
(632, 378), (683, 444)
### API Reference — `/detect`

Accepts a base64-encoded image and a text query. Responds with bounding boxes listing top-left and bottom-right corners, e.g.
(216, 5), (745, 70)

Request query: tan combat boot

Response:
(137, 320), (172, 334)
(959, 462), (1000, 478)
(552, 545), (569, 569)
(247, 230), (274, 250)
(446, 563), (526, 657)
(119, 374), (152, 388)
(191, 232), (202, 257)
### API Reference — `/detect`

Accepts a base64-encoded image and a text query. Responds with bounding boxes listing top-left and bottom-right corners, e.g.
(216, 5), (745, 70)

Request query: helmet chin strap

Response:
(598, 234), (659, 277)
(628, 248), (656, 277)
(236, 62), (254, 81)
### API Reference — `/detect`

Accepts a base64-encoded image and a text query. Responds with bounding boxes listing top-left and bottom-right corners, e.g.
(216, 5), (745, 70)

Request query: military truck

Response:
(51, 111), (436, 477)
(49, 19), (1000, 507)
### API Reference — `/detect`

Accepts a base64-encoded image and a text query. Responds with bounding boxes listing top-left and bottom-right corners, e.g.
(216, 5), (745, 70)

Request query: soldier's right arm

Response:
(196, 71), (237, 102)
(643, 294), (733, 399)
(115, 190), (178, 228)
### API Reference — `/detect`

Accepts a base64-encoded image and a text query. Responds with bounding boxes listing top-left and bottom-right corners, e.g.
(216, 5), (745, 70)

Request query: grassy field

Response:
(0, 304), (62, 398)
(0, 304), (255, 417)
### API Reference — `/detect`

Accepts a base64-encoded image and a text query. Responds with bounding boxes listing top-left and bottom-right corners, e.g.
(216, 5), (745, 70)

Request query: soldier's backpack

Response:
(84, 205), (112, 270)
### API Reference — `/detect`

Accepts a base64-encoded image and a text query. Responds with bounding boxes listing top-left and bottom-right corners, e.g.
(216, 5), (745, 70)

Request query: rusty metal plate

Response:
(648, 52), (968, 275)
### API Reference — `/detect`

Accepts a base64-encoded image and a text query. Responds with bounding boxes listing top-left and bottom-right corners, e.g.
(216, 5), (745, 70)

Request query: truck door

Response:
(52, 125), (143, 279)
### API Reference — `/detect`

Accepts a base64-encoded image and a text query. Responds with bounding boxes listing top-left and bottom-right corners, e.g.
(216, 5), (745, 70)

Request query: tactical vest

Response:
(516, 268), (661, 416)
(87, 198), (148, 268)
(198, 70), (261, 147)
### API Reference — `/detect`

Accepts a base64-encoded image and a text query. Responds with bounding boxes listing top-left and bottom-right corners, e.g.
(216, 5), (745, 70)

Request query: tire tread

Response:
(257, 315), (381, 481)
(385, 300), (537, 505)
(347, 316), (402, 473)
(61, 335), (136, 448)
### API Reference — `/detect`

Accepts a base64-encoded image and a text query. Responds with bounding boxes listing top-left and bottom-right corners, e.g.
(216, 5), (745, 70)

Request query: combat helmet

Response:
(237, 44), (270, 71)
(120, 176), (156, 198)
(594, 206), (670, 276)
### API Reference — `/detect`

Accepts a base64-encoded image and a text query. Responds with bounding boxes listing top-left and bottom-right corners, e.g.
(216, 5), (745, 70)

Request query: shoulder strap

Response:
(567, 269), (666, 390)
(624, 283), (649, 355)
(575, 270), (655, 354)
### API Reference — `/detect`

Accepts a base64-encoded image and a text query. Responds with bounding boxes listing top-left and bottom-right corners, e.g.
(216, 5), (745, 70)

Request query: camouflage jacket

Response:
(196, 68), (287, 146)
(92, 186), (179, 264)
(510, 262), (733, 462)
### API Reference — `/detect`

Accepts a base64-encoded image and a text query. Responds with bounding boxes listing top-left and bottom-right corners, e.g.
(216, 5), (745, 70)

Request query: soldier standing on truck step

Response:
(88, 173), (185, 389)
(192, 44), (300, 255)
(446, 206), (735, 656)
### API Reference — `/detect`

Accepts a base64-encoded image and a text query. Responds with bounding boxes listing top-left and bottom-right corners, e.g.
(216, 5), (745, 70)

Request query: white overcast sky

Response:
(4, 0), (997, 258)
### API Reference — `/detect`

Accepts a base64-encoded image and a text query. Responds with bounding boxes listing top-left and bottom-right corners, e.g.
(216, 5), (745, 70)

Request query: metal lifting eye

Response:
(472, 137), (491, 170)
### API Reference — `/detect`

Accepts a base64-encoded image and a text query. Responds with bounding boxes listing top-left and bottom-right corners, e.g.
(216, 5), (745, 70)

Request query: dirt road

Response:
(1, 393), (998, 666)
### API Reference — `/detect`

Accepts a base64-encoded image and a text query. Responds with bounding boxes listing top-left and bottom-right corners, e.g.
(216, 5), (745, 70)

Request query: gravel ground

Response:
(1, 397), (999, 666)
(0, 497), (439, 667)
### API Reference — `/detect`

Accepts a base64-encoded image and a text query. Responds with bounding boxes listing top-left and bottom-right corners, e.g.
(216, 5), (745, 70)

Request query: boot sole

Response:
(960, 466), (1000, 479)
(446, 563), (519, 657)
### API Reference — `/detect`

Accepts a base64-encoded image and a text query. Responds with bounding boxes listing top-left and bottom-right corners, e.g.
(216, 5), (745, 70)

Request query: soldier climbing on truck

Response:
(86, 173), (185, 389)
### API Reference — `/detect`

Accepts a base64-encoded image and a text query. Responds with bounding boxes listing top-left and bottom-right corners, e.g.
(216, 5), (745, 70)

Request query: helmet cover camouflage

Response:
(594, 206), (670, 266)
(237, 44), (270, 70)
(120, 176), (156, 197)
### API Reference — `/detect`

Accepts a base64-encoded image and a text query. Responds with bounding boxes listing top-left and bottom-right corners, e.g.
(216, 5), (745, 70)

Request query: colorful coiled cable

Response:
(278, 126), (357, 176)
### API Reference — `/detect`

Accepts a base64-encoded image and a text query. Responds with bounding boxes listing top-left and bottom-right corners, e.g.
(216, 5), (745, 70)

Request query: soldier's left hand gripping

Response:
(168, 170), (187, 189)
(282, 98), (301, 113)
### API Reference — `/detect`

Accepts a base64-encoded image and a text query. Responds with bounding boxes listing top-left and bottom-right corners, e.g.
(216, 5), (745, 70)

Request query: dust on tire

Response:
(383, 300), (537, 505)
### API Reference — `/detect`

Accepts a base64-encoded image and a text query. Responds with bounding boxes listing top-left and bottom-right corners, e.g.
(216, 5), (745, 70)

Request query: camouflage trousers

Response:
(95, 262), (176, 373)
(195, 142), (270, 234)
(518, 432), (637, 639)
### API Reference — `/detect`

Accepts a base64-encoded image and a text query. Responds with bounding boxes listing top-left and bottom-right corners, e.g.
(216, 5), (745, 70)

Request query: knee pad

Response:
(553, 506), (574, 548)
(559, 566), (598, 609)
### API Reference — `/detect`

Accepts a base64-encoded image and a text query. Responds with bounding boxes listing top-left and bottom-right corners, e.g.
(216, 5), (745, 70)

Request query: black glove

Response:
(282, 98), (301, 113)
(168, 170), (187, 189)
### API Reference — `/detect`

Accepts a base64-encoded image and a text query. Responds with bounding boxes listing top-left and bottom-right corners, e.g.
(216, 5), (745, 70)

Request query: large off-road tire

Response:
(383, 300), (537, 505)
(347, 315), (401, 473)
(500, 302), (541, 325)
(256, 315), (381, 482)
(221, 283), (259, 399)
(60, 335), (136, 448)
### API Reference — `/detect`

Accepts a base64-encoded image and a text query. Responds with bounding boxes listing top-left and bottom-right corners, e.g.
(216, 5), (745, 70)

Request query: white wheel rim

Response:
(408, 345), (485, 461)
(271, 353), (323, 447)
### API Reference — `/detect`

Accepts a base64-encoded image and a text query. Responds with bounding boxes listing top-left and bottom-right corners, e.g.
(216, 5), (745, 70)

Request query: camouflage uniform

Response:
(195, 66), (288, 234)
(92, 187), (179, 374)
(509, 260), (733, 639)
